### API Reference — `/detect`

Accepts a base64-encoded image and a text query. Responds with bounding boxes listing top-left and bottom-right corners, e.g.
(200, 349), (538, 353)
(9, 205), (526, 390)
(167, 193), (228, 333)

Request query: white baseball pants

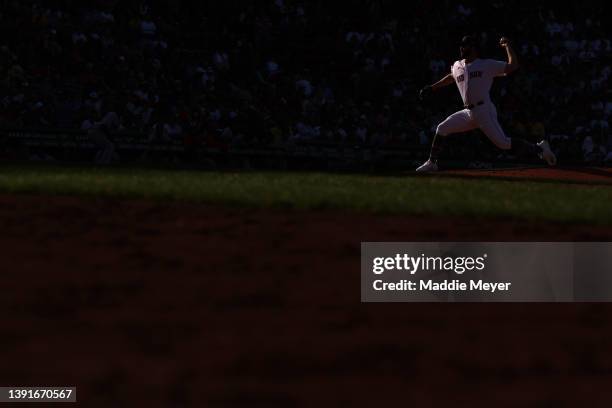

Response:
(435, 103), (511, 150)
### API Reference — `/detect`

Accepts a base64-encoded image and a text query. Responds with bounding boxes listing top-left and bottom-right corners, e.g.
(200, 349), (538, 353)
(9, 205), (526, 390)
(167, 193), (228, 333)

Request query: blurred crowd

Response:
(0, 0), (610, 163)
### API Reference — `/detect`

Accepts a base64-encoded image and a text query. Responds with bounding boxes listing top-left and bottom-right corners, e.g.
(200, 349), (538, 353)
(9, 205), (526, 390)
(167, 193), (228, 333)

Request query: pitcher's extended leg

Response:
(477, 106), (557, 165)
(417, 110), (476, 172)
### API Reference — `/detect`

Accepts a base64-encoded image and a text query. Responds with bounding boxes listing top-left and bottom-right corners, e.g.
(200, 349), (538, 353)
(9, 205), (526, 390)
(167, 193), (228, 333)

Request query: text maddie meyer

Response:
(373, 279), (511, 293)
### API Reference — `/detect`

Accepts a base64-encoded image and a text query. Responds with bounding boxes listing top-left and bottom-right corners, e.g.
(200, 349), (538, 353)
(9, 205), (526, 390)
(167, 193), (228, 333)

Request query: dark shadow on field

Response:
(1, 195), (612, 406)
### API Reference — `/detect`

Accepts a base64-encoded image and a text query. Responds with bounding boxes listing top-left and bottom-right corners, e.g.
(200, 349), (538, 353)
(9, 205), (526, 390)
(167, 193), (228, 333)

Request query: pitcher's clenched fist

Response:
(499, 37), (511, 48)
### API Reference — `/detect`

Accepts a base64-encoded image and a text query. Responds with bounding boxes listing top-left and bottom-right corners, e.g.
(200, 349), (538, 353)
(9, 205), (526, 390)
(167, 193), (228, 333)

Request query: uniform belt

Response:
(464, 101), (484, 110)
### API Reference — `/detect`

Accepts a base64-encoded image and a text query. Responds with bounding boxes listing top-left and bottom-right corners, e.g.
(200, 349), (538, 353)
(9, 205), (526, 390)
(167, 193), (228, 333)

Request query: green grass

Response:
(0, 165), (611, 225)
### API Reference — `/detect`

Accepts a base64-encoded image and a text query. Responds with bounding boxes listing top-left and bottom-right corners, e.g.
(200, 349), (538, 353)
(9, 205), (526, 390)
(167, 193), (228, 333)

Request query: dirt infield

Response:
(2, 194), (612, 407)
(441, 166), (612, 184)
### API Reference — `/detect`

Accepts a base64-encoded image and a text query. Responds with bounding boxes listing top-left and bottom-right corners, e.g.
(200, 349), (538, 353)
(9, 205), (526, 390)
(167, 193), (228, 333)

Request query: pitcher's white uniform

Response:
(436, 58), (510, 149)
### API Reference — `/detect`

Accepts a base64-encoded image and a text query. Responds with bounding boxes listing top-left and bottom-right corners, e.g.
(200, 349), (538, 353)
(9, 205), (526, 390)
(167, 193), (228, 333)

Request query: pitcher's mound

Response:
(440, 167), (612, 184)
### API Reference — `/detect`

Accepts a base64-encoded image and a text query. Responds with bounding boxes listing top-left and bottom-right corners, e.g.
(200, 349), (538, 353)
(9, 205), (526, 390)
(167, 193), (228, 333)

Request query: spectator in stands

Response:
(85, 110), (120, 165)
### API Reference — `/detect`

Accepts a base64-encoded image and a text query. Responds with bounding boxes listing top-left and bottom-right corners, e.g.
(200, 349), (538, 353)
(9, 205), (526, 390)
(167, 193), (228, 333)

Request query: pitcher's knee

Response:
(435, 123), (449, 136)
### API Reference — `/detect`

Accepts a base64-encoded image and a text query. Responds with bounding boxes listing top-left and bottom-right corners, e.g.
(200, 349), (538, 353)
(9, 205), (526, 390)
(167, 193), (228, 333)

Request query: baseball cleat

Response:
(537, 140), (557, 166)
(416, 159), (438, 172)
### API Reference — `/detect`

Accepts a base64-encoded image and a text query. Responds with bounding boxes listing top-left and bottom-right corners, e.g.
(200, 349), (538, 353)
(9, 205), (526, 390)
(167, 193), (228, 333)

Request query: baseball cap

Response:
(460, 35), (477, 47)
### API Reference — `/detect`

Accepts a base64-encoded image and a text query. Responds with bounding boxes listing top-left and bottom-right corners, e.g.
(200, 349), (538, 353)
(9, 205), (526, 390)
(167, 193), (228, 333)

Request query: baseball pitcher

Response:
(416, 35), (556, 172)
